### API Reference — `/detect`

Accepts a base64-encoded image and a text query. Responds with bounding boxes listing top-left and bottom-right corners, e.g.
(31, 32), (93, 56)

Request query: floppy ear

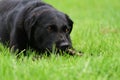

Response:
(65, 14), (73, 33)
(24, 13), (37, 39)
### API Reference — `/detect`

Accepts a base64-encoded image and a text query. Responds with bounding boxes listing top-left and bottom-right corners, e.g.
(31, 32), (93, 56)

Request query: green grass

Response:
(0, 0), (120, 80)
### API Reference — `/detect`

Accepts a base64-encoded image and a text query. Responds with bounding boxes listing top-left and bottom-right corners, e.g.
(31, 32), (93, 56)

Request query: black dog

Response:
(0, 0), (73, 54)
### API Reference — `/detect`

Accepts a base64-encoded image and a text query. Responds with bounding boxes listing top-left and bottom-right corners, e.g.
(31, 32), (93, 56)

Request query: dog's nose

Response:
(59, 42), (70, 50)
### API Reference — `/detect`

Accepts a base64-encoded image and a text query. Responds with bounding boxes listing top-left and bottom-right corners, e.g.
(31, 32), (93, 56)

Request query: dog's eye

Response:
(63, 27), (70, 33)
(65, 28), (70, 33)
(47, 26), (52, 32)
(63, 26), (70, 33)
(47, 25), (57, 32)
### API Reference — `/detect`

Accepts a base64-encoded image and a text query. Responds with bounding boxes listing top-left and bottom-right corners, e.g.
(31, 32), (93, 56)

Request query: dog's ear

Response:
(65, 14), (73, 33)
(24, 13), (37, 41)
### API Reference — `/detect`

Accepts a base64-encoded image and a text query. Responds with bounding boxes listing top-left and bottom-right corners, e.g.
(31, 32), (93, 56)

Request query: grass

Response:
(0, 0), (120, 80)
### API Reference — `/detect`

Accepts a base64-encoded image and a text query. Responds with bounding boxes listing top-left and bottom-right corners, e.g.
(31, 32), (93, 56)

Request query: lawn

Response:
(0, 0), (120, 80)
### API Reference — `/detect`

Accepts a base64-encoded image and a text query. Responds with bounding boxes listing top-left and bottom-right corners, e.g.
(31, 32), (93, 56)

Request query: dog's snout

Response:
(59, 42), (70, 50)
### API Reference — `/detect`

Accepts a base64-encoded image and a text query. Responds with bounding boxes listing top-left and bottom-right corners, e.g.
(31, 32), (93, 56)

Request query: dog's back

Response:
(0, 0), (41, 43)
(0, 0), (27, 43)
(0, 0), (40, 14)
(0, 0), (19, 43)
(0, 0), (19, 14)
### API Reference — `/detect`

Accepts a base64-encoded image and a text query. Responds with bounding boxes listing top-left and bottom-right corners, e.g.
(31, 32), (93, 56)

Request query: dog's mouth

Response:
(33, 41), (74, 55)
(35, 47), (71, 55)
(36, 47), (83, 56)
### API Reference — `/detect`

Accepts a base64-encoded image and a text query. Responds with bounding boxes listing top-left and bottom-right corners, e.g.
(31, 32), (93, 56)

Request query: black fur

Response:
(0, 0), (73, 54)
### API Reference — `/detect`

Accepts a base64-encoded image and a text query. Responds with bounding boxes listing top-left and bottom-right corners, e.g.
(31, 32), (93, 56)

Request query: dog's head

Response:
(25, 5), (73, 53)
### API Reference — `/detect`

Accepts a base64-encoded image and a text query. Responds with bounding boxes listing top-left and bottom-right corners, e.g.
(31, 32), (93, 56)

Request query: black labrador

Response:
(0, 0), (74, 55)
